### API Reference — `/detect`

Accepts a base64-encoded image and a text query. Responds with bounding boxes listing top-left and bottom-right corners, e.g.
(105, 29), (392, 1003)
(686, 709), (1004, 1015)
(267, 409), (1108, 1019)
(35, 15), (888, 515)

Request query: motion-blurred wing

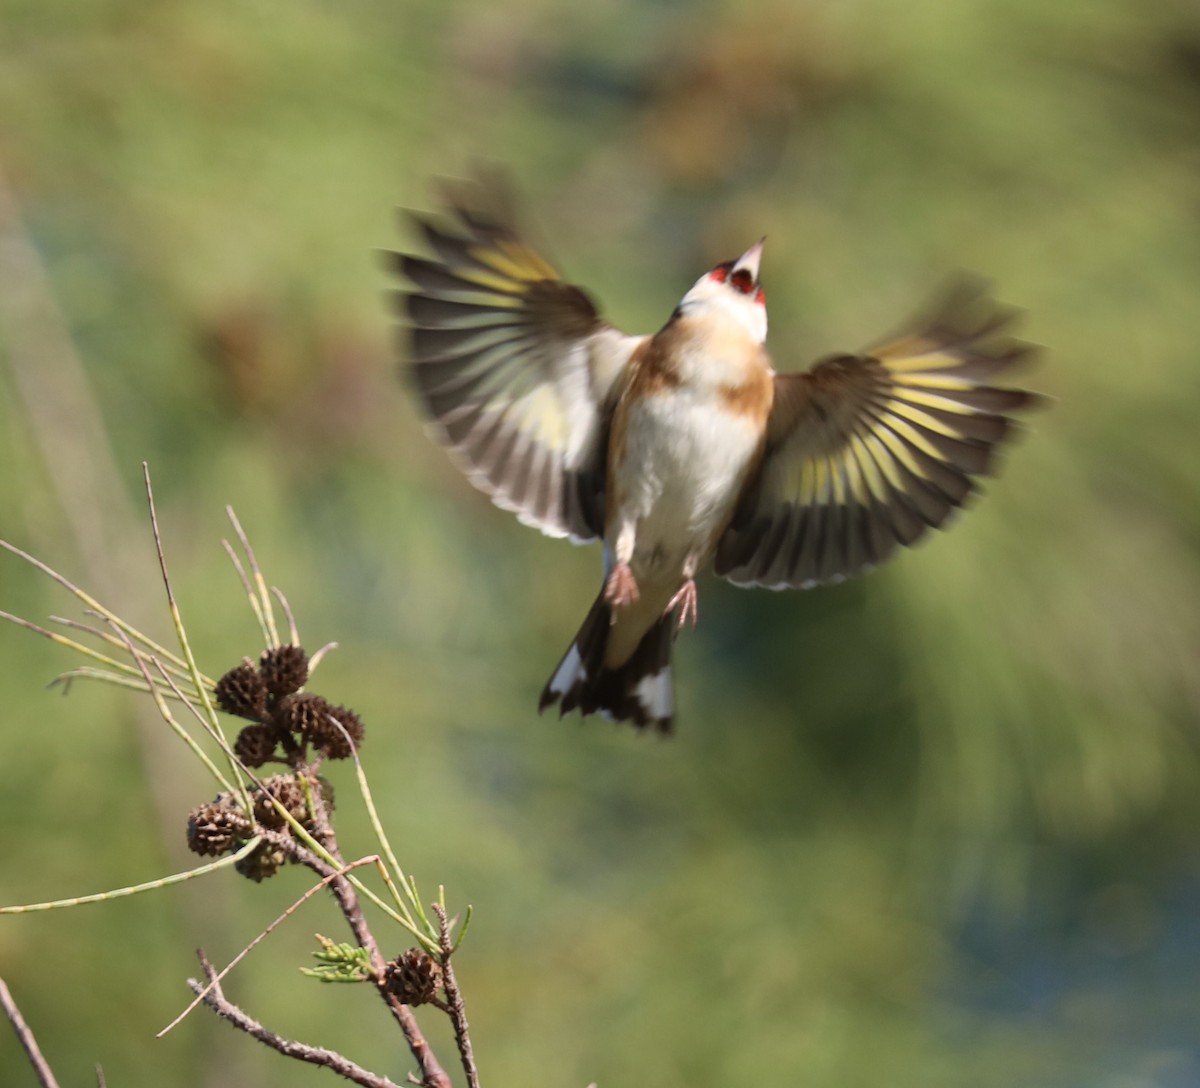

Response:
(715, 277), (1043, 589)
(393, 174), (643, 542)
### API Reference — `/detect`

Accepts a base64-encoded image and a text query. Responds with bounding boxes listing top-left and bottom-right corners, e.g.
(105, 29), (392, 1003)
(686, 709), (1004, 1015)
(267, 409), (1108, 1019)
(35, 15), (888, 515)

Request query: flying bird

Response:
(393, 175), (1041, 734)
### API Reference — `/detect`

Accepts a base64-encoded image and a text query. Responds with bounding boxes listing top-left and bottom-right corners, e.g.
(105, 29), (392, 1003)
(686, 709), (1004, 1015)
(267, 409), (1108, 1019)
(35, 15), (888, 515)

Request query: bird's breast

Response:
(609, 363), (770, 575)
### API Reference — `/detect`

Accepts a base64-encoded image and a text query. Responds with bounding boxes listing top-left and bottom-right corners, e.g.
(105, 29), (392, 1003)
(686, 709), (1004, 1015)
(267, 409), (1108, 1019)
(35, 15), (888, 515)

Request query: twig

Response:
(0, 977), (61, 1088)
(220, 538), (272, 648)
(302, 795), (453, 1088)
(3, 499), (462, 1087)
(433, 903), (480, 1088)
(142, 466), (230, 756)
(272, 586), (300, 648)
(159, 850), (383, 1038)
(225, 507), (280, 647)
(190, 953), (402, 1088)
(0, 843), (257, 914)
(107, 625), (234, 794)
(0, 170), (215, 942)
(336, 716), (435, 943)
(0, 607), (185, 697)
(308, 640), (339, 673)
(0, 541), (195, 678)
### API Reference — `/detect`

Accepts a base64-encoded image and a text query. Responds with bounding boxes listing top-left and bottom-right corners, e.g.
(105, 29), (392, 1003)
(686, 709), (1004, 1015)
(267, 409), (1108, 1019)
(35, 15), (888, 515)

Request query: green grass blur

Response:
(2, 1), (1199, 1085)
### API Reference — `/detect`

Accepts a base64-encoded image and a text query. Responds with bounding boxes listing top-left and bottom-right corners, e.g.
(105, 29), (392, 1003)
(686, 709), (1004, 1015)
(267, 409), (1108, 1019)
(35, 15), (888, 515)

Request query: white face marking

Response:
(674, 245), (768, 344)
(676, 272), (767, 343)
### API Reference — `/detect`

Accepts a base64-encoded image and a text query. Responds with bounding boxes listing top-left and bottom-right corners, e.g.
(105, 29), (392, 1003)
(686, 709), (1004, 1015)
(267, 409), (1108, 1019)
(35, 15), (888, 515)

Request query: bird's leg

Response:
(604, 563), (640, 608)
(666, 580), (698, 633)
(666, 556), (700, 635)
(604, 520), (640, 609)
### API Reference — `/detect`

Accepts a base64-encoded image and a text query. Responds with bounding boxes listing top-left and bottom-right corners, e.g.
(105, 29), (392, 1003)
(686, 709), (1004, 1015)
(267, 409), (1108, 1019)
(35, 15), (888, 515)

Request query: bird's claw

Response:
(667, 579), (698, 635)
(604, 562), (640, 609)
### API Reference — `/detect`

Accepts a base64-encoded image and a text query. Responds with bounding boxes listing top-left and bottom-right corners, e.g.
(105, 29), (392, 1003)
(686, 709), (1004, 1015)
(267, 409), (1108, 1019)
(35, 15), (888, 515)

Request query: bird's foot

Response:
(604, 562), (640, 609)
(666, 578), (698, 635)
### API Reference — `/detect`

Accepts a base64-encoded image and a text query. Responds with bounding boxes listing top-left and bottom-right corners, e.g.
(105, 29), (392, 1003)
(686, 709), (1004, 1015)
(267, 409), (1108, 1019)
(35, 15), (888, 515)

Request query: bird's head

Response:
(675, 238), (767, 343)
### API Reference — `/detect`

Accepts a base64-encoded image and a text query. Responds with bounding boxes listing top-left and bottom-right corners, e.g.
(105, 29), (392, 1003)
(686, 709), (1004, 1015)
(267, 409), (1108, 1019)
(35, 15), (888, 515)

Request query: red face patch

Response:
(709, 261), (761, 303)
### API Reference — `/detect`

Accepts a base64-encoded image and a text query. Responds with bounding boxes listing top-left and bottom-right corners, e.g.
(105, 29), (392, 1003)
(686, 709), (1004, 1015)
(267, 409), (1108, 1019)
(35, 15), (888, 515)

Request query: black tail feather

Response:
(539, 595), (675, 734)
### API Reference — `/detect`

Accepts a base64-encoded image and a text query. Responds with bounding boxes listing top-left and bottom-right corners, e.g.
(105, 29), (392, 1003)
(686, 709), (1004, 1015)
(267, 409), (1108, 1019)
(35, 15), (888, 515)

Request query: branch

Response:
(190, 954), (401, 1088)
(280, 805), (453, 1088)
(433, 904), (480, 1088)
(159, 851), (381, 1038)
(0, 977), (61, 1088)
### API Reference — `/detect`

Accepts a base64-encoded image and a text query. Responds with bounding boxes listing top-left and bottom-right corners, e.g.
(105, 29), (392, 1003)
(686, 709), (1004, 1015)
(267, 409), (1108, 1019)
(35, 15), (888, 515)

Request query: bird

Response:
(392, 173), (1042, 735)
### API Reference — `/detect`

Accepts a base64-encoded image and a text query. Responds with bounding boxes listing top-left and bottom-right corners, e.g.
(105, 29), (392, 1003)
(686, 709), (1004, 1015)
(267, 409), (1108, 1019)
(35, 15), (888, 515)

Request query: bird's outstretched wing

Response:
(393, 173), (643, 542)
(714, 277), (1044, 589)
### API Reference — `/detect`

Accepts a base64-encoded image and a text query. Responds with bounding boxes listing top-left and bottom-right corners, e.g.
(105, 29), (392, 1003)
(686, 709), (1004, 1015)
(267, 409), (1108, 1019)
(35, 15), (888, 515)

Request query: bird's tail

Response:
(538, 592), (675, 734)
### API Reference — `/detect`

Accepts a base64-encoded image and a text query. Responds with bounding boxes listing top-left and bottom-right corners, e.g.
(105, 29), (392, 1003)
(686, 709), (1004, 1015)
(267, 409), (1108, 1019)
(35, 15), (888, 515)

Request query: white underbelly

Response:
(615, 389), (761, 577)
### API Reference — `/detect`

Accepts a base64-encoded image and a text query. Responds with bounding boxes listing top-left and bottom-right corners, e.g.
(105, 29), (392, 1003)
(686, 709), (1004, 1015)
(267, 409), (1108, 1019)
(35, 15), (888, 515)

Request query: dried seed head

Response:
(214, 663), (268, 721)
(252, 774), (309, 830)
(233, 723), (277, 768)
(260, 644), (309, 699)
(314, 704), (365, 760)
(384, 949), (443, 1006)
(234, 840), (287, 882)
(187, 798), (250, 857)
(274, 692), (333, 741)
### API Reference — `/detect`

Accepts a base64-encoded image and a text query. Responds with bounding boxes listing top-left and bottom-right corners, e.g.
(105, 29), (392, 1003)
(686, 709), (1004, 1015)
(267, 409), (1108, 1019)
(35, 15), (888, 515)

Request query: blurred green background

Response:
(2, 1), (1199, 1085)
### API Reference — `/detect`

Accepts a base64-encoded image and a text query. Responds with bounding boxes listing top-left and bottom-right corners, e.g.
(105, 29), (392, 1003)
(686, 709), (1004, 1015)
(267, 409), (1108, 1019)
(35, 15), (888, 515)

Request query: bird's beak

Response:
(733, 237), (766, 284)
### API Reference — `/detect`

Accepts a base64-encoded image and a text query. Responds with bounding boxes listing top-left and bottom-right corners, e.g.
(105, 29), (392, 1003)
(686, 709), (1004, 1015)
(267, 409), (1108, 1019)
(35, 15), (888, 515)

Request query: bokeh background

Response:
(2, 1), (1200, 1085)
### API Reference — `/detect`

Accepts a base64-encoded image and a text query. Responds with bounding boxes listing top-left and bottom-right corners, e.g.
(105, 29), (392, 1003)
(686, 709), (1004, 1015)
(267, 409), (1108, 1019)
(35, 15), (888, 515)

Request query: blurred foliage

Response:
(2, 0), (1200, 1085)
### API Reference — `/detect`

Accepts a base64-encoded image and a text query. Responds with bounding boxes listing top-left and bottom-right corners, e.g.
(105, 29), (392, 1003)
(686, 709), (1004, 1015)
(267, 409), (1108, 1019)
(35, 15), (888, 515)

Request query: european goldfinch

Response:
(393, 176), (1041, 734)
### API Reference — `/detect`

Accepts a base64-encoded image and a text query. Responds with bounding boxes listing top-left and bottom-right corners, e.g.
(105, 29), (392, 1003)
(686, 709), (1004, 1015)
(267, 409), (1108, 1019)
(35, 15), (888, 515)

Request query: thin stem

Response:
(190, 953), (403, 1088)
(202, 734), (425, 943)
(345, 727), (436, 943)
(203, 738), (425, 940)
(220, 539), (272, 649)
(450, 905), (473, 956)
(272, 586), (300, 648)
(0, 978), (61, 1088)
(434, 903), (480, 1088)
(51, 666), (199, 702)
(0, 610), (200, 698)
(225, 507), (280, 647)
(53, 613), (200, 689)
(111, 629), (234, 794)
(0, 843), (257, 913)
(142, 466), (236, 781)
(0, 540), (196, 676)
(301, 797), (452, 1088)
(159, 851), (383, 1038)
(307, 640), (339, 674)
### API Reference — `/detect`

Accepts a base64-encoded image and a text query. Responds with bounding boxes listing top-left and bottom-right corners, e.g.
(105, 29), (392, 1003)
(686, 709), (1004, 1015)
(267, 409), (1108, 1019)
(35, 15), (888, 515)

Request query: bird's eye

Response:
(730, 268), (755, 295)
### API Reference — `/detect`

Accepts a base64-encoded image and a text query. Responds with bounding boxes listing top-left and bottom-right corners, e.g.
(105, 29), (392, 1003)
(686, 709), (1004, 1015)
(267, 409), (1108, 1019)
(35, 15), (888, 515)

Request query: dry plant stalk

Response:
(0, 466), (479, 1088)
